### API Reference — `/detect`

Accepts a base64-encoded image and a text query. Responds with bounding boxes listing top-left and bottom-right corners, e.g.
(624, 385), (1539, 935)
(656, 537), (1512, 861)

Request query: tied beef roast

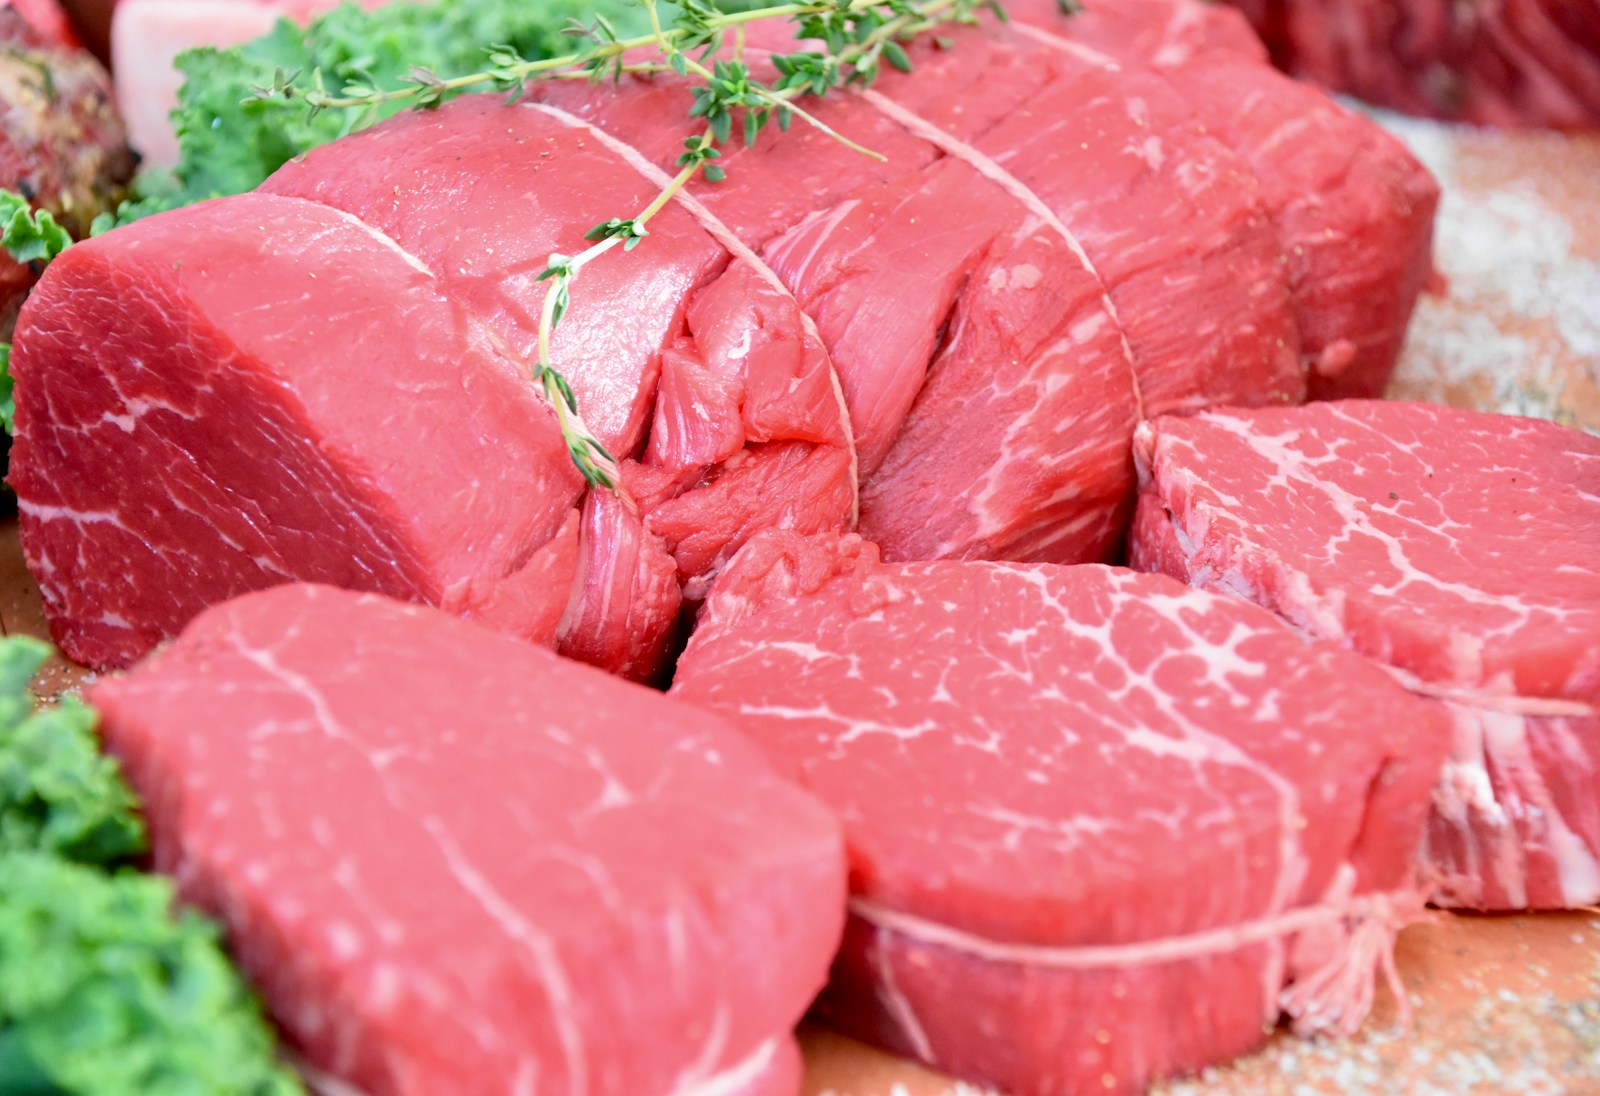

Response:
(1001, 0), (1442, 400)
(1131, 401), (1600, 910)
(9, 1), (1437, 675)
(671, 532), (1451, 1095)
(90, 582), (847, 1096)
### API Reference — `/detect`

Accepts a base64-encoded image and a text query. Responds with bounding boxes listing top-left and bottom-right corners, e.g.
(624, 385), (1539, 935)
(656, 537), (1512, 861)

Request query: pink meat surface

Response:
(1222, 0), (1600, 131)
(8, 191), (582, 670)
(90, 583), (847, 1096)
(1130, 401), (1600, 909)
(1006, 0), (1442, 399)
(671, 531), (1451, 1095)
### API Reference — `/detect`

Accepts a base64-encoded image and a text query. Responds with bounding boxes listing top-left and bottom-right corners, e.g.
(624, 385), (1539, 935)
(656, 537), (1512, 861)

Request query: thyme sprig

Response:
(265, 0), (1006, 489)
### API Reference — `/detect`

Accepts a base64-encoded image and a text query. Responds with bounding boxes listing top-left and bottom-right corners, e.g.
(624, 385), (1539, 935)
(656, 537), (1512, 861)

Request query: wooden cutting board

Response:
(2, 116), (1595, 1096)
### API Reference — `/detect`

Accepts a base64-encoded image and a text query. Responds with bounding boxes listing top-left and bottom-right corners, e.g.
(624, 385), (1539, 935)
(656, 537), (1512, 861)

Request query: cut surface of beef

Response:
(90, 582), (847, 1096)
(1131, 400), (1600, 910)
(1220, 0), (1600, 132)
(8, 191), (583, 669)
(671, 531), (1451, 1095)
(1005, 0), (1441, 400)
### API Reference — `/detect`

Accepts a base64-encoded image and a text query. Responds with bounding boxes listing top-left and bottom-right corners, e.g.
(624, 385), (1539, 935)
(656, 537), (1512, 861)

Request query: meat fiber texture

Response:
(1002, 0), (1442, 401)
(671, 531), (1452, 1096)
(1130, 401), (1600, 911)
(89, 582), (848, 1096)
(1222, 0), (1600, 132)
(10, 95), (856, 677)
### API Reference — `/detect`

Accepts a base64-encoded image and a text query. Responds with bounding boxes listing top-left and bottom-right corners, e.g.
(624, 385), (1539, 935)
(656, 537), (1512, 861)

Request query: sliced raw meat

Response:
(91, 582), (847, 1096)
(672, 531), (1451, 1095)
(1130, 400), (1600, 909)
(8, 190), (582, 670)
(1005, 0), (1442, 399)
(1220, 0), (1600, 131)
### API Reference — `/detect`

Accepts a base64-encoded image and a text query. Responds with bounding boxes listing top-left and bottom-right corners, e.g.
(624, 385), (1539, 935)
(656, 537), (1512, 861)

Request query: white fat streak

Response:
(671, 1036), (782, 1096)
(1010, 22), (1121, 69)
(1384, 664), (1600, 717)
(418, 816), (590, 1093)
(294, 198), (437, 277)
(849, 892), (1380, 969)
(525, 101), (860, 518)
(873, 931), (936, 1063)
(1429, 705), (1600, 908)
(854, 89), (1145, 421)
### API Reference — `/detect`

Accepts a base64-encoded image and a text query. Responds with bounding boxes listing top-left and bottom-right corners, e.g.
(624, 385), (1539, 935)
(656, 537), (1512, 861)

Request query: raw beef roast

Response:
(1002, 0), (1441, 400)
(1131, 401), (1600, 910)
(90, 582), (847, 1096)
(8, 190), (587, 669)
(11, 96), (855, 674)
(1220, 0), (1600, 131)
(671, 532), (1451, 1095)
(8, 0), (1437, 673)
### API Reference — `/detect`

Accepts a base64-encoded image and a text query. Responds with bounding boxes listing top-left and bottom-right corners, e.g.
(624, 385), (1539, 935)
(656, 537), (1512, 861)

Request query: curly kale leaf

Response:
(0, 637), (145, 866)
(0, 853), (306, 1096)
(0, 191), (72, 267)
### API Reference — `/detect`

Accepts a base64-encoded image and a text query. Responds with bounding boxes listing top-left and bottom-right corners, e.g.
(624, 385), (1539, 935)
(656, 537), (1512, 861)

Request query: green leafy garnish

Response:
(0, 192), (72, 268)
(0, 342), (14, 436)
(96, 0), (649, 230)
(0, 852), (307, 1096)
(0, 637), (145, 867)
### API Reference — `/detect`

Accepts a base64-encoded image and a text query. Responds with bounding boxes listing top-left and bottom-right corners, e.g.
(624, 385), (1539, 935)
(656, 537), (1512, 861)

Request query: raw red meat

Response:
(671, 531), (1451, 1095)
(8, 191), (583, 669)
(1221, 0), (1600, 131)
(90, 582), (847, 1096)
(1005, 0), (1441, 400)
(12, 95), (856, 675)
(11, 4), (1441, 671)
(1131, 401), (1600, 910)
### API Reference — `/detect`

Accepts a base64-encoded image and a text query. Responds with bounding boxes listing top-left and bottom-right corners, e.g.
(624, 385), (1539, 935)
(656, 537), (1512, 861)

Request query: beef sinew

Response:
(90, 582), (847, 1096)
(1132, 400), (1600, 911)
(671, 531), (1452, 1096)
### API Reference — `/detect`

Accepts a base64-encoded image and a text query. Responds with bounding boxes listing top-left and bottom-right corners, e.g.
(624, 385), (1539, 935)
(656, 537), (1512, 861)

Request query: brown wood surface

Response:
(3, 114), (1596, 1096)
